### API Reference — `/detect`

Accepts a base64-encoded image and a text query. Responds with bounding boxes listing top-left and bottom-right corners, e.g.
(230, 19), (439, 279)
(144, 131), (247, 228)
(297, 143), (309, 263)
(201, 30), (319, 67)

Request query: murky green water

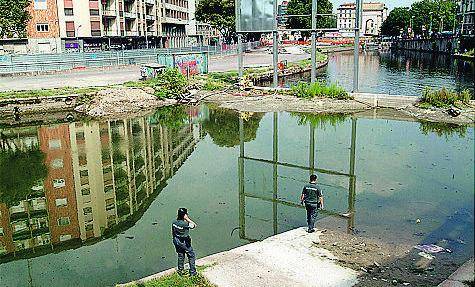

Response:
(0, 105), (473, 287)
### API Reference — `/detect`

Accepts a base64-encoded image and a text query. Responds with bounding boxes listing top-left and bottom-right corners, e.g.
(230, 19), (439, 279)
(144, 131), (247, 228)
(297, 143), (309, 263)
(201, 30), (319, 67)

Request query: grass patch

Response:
(208, 71), (238, 84)
(420, 87), (472, 108)
(0, 87), (101, 100)
(462, 49), (474, 57)
(290, 81), (351, 100)
(124, 267), (215, 287)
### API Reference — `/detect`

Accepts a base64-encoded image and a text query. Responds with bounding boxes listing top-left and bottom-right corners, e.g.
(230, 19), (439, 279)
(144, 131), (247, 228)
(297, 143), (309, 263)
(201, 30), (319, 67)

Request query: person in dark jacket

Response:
(300, 174), (324, 233)
(171, 208), (197, 276)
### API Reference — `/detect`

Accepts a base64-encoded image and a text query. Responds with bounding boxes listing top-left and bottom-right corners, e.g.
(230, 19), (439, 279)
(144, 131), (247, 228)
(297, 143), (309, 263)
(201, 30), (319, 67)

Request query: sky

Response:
(330, 0), (418, 11)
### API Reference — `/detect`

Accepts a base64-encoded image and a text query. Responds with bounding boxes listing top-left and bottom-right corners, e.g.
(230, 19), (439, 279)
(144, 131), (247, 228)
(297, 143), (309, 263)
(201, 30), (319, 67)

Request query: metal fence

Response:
(0, 42), (260, 75)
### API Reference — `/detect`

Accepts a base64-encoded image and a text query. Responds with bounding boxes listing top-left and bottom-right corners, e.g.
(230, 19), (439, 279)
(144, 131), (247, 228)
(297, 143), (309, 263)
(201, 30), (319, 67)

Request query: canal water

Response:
(272, 50), (475, 96)
(0, 105), (473, 287)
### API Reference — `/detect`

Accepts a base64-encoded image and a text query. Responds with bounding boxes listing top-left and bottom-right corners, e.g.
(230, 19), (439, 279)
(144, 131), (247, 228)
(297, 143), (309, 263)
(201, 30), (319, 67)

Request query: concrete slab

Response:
(202, 228), (358, 287)
(438, 258), (474, 287)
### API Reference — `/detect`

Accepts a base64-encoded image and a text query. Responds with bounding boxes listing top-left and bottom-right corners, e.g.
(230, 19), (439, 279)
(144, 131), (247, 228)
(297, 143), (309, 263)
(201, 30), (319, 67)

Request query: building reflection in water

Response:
(238, 113), (357, 241)
(0, 105), (207, 262)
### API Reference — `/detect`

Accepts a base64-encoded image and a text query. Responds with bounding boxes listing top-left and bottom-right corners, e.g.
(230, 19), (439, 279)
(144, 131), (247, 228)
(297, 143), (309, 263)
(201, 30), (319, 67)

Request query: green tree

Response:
(0, 148), (47, 207)
(381, 7), (411, 36)
(0, 0), (30, 38)
(196, 0), (235, 43)
(381, 0), (458, 36)
(203, 108), (263, 148)
(286, 0), (335, 35)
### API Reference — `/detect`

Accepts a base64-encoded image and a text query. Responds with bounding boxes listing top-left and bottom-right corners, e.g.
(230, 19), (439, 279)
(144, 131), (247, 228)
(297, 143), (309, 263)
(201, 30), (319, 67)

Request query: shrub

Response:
(125, 68), (188, 99)
(421, 87), (472, 108)
(290, 81), (351, 100)
(203, 78), (227, 91)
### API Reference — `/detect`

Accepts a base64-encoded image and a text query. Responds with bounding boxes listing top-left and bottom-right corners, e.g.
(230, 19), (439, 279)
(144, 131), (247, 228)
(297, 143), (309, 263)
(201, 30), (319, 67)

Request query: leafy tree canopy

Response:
(0, 0), (30, 38)
(286, 0), (336, 35)
(0, 148), (47, 207)
(381, 0), (457, 36)
(196, 0), (235, 43)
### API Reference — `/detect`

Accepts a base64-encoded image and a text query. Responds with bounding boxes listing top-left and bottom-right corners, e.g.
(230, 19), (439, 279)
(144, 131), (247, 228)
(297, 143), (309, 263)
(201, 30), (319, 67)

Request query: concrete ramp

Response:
(202, 228), (358, 287)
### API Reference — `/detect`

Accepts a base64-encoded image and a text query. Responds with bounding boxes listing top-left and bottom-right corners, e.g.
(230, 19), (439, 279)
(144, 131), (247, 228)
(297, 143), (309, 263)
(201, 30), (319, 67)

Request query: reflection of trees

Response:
(148, 105), (189, 129)
(0, 148), (47, 206)
(419, 121), (467, 139)
(203, 108), (263, 147)
(291, 112), (348, 129)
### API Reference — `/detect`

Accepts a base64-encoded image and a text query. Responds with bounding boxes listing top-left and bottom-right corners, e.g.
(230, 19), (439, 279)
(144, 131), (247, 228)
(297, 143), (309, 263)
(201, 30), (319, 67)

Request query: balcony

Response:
(102, 9), (117, 17)
(125, 31), (139, 36)
(146, 15), (155, 21)
(124, 11), (137, 19)
(162, 17), (187, 25)
(145, 0), (155, 5)
(104, 29), (119, 36)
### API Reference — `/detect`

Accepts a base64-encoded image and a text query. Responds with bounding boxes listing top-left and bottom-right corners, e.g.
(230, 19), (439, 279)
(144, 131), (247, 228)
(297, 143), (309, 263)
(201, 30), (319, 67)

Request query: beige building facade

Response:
(337, 2), (388, 38)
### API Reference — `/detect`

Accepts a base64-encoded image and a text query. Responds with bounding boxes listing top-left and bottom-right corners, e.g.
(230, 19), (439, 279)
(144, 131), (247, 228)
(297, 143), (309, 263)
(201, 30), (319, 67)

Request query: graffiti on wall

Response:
(173, 53), (208, 76)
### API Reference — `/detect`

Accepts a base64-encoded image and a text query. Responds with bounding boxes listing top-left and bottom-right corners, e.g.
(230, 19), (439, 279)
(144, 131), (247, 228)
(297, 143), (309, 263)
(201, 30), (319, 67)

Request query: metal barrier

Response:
(0, 42), (261, 75)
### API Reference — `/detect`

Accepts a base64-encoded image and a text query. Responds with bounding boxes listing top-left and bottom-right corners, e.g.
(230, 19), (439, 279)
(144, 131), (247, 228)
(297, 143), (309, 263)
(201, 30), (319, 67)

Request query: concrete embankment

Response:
(438, 258), (474, 287)
(118, 228), (359, 287)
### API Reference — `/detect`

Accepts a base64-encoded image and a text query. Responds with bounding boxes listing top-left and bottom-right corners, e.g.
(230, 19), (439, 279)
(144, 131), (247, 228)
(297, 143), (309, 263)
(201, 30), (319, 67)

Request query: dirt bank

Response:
(203, 90), (475, 126)
(74, 87), (176, 118)
(203, 90), (369, 114)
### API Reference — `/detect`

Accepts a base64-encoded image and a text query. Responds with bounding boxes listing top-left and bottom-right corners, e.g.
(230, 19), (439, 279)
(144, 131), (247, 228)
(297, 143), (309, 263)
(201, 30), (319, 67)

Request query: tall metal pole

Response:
(239, 116), (245, 239)
(310, 0), (318, 82)
(236, 0), (243, 78)
(272, 112), (278, 235)
(273, 0), (279, 87)
(353, 0), (362, 92)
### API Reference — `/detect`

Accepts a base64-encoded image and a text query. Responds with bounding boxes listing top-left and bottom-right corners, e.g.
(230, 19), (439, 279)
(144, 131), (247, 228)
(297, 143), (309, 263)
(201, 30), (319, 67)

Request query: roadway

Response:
(0, 51), (310, 92)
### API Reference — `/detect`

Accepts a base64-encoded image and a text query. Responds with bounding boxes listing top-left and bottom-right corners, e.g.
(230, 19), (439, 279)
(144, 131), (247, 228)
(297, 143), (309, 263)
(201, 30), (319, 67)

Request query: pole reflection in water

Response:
(238, 112), (358, 241)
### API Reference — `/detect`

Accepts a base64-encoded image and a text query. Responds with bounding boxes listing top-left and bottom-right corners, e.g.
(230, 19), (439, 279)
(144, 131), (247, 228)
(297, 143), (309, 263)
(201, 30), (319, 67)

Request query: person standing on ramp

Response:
(300, 174), (324, 233)
(172, 208), (197, 276)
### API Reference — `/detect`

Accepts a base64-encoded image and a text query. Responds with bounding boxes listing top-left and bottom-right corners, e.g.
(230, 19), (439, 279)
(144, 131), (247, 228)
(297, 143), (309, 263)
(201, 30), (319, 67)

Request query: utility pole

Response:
(353, 0), (362, 92)
(310, 0), (318, 83)
(236, 0), (243, 78)
(273, 0), (279, 87)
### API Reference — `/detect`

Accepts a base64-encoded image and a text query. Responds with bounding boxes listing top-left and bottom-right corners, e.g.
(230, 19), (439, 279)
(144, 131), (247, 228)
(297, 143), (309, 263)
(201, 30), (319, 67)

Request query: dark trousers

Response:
(305, 203), (318, 230)
(173, 236), (196, 275)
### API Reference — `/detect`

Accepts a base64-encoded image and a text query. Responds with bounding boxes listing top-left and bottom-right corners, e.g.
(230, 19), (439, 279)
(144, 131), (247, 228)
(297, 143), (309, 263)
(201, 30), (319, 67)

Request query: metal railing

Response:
(0, 41), (260, 75)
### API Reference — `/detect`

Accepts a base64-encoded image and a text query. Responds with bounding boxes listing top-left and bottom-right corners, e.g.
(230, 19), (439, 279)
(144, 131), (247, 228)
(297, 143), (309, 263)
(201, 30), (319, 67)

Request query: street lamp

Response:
(76, 24), (82, 52)
(145, 23), (154, 49)
(410, 16), (415, 37)
(429, 12), (433, 36)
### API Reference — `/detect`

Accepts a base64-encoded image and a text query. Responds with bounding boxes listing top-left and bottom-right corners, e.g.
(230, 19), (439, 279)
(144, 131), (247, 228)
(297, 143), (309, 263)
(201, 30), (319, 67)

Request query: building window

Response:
(85, 224), (93, 231)
(34, 0), (47, 10)
(48, 139), (61, 149)
(83, 207), (92, 215)
(81, 188), (91, 196)
(55, 198), (68, 207)
(90, 9), (99, 16)
(65, 8), (74, 16)
(36, 23), (50, 32)
(60, 234), (72, 242)
(51, 158), (64, 169)
(53, 178), (66, 188)
(58, 217), (70, 226)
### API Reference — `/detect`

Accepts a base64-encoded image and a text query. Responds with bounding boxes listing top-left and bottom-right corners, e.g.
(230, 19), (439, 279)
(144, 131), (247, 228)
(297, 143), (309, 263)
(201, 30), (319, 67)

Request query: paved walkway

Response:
(119, 228), (358, 287)
(0, 52), (309, 92)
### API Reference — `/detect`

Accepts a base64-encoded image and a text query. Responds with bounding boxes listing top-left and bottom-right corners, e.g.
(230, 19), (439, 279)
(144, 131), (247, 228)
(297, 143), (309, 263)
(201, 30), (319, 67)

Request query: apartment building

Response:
(2, 0), (203, 54)
(337, 2), (388, 38)
(458, 0), (475, 36)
